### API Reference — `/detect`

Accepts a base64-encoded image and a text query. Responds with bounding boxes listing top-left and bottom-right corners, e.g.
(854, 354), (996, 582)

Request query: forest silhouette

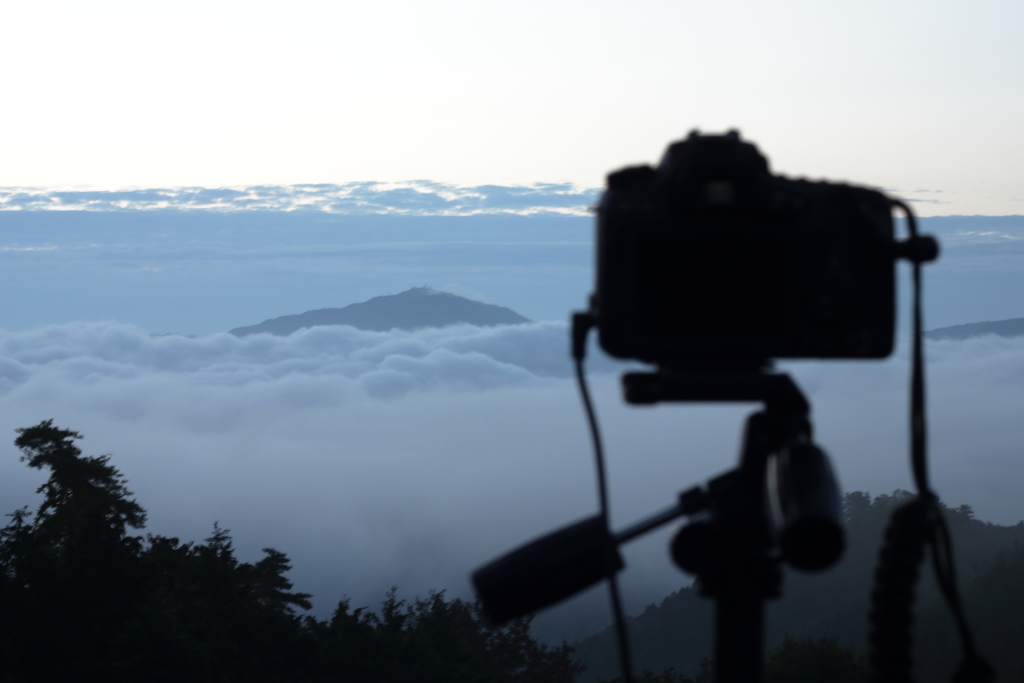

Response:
(3, 421), (1023, 682)
(0, 421), (581, 683)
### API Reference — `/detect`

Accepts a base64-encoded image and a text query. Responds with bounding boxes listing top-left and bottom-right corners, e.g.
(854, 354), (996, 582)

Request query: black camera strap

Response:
(870, 201), (993, 683)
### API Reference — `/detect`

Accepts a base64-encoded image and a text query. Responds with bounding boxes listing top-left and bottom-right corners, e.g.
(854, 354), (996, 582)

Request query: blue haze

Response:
(1, 211), (593, 334)
(2, 184), (1022, 335)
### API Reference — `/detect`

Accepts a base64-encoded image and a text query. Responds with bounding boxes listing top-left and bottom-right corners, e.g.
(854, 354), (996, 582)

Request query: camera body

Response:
(594, 131), (896, 364)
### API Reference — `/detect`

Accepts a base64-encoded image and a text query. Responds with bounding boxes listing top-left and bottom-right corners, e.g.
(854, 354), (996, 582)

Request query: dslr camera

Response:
(594, 130), (896, 363)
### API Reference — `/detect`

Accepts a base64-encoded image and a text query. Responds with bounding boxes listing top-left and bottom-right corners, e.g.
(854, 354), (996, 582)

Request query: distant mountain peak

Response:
(229, 288), (530, 337)
(361, 286), (447, 305)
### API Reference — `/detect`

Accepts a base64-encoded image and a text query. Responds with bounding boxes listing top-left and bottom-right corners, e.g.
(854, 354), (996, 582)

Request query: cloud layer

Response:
(2, 321), (1022, 641)
(0, 182), (600, 216)
(0, 321), (575, 396)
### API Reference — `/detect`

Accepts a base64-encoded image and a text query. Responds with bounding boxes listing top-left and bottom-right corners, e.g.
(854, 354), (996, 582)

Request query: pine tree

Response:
(2, 420), (147, 680)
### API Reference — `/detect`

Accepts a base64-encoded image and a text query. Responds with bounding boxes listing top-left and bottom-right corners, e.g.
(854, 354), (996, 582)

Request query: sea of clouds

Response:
(2, 319), (1022, 641)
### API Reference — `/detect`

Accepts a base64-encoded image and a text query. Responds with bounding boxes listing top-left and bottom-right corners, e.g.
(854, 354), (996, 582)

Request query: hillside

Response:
(573, 492), (1024, 681)
(915, 540), (1024, 682)
(230, 287), (530, 336)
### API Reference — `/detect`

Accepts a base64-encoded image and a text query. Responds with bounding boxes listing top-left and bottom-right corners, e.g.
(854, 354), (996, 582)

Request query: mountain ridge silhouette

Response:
(229, 287), (530, 336)
(925, 317), (1024, 341)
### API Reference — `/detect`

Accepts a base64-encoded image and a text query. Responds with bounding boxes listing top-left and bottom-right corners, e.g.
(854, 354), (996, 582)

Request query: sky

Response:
(1, 0), (1023, 215)
(1, 0), (1023, 645)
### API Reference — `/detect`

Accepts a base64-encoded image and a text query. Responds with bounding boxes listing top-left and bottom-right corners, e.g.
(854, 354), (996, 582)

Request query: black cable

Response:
(572, 313), (634, 683)
(575, 357), (612, 527)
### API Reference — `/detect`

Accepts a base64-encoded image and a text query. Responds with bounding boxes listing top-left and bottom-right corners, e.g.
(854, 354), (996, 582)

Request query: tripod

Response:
(473, 365), (844, 683)
(624, 367), (841, 683)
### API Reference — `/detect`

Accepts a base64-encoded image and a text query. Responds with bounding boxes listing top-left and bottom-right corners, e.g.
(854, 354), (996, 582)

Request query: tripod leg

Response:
(715, 595), (764, 683)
